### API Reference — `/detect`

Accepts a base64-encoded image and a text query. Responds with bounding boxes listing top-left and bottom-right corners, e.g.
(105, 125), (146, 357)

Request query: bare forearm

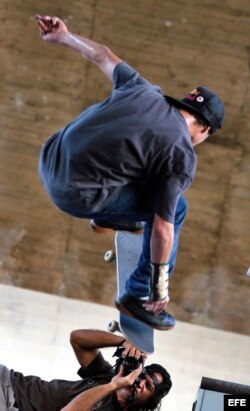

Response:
(60, 32), (121, 80)
(70, 329), (125, 365)
(61, 382), (116, 411)
(35, 15), (121, 80)
(61, 365), (142, 411)
(150, 233), (172, 263)
(58, 32), (108, 62)
(70, 329), (125, 350)
(70, 329), (142, 369)
(150, 216), (174, 263)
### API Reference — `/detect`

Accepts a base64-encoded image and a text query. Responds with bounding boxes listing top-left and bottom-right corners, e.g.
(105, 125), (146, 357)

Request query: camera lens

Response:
(123, 356), (139, 375)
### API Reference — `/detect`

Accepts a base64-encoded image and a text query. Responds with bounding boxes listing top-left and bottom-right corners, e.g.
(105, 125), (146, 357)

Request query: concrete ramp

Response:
(0, 284), (249, 411)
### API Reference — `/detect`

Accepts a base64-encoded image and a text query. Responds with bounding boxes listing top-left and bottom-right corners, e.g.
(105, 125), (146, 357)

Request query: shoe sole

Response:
(89, 221), (144, 235)
(115, 299), (174, 331)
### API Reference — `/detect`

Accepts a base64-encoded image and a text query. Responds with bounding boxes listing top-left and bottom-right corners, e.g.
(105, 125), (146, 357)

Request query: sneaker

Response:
(89, 219), (144, 234)
(115, 291), (175, 330)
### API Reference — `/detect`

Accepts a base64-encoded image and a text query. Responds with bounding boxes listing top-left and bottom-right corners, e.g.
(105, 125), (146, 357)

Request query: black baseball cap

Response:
(145, 364), (172, 399)
(165, 86), (225, 134)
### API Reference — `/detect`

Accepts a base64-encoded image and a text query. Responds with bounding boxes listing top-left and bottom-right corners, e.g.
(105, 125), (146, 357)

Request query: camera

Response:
(122, 355), (142, 376)
(113, 346), (145, 376)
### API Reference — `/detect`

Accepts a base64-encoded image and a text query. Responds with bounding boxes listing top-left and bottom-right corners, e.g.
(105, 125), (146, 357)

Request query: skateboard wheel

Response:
(107, 320), (120, 333)
(104, 250), (116, 262)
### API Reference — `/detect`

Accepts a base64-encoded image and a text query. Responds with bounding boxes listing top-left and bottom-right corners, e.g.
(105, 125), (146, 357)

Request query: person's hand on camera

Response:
(121, 340), (147, 361)
(111, 364), (142, 390)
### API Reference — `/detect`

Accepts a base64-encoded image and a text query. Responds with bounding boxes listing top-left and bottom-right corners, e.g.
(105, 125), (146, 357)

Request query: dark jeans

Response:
(82, 184), (188, 298)
(126, 196), (187, 297)
(43, 179), (187, 298)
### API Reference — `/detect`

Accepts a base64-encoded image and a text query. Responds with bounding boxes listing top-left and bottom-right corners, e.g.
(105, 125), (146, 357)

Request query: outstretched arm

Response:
(70, 329), (146, 367)
(60, 365), (142, 411)
(35, 15), (122, 81)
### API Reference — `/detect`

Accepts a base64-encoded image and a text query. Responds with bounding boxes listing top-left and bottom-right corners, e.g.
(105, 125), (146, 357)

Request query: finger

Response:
(130, 365), (143, 380)
(143, 301), (154, 311)
(129, 344), (142, 359)
(135, 348), (144, 359)
(44, 15), (53, 21)
(40, 16), (53, 32)
(143, 302), (152, 309)
(119, 364), (125, 376)
(144, 298), (168, 310)
(51, 16), (59, 26)
(122, 343), (132, 357)
(37, 19), (49, 32)
(155, 302), (167, 314)
(154, 307), (164, 315)
(143, 301), (166, 314)
(124, 366), (142, 386)
(129, 346), (136, 357)
(35, 15), (51, 24)
(35, 16), (52, 31)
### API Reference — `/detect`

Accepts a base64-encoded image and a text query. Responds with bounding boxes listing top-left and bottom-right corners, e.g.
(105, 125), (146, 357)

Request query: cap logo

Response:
(185, 89), (205, 103)
(197, 96), (204, 102)
(186, 88), (200, 101)
(190, 88), (199, 95)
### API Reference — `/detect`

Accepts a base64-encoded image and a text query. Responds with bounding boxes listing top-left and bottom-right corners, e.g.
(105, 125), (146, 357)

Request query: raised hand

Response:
(143, 296), (170, 315)
(35, 15), (68, 43)
(121, 340), (148, 361)
(111, 364), (142, 390)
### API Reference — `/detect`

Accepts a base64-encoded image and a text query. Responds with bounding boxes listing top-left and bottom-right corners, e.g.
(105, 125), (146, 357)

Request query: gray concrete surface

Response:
(1, 285), (249, 411)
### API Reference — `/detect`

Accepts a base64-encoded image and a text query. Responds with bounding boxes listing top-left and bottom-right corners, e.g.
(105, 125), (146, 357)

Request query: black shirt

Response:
(39, 62), (196, 223)
(11, 352), (122, 411)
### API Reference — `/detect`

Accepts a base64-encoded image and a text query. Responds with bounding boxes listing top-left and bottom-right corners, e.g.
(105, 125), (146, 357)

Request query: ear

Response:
(201, 124), (211, 134)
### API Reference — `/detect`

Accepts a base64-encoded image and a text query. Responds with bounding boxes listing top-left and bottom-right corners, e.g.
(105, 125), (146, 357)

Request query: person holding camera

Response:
(0, 329), (172, 411)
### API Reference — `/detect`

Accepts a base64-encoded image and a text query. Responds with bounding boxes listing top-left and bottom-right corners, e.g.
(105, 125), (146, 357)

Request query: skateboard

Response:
(106, 232), (154, 354)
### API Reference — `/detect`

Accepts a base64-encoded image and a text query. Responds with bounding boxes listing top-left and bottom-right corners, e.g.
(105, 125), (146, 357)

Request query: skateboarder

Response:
(1, 328), (172, 411)
(36, 15), (225, 330)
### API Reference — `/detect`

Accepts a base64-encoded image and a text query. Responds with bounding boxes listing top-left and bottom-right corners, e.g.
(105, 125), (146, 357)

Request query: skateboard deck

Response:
(115, 232), (154, 353)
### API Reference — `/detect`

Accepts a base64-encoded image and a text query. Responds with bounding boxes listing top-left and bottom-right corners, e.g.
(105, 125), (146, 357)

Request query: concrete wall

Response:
(0, 0), (249, 334)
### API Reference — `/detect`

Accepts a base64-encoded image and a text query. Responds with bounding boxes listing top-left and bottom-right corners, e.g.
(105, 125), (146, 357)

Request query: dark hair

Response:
(126, 364), (172, 411)
(113, 347), (171, 411)
(145, 364), (172, 399)
(192, 113), (212, 133)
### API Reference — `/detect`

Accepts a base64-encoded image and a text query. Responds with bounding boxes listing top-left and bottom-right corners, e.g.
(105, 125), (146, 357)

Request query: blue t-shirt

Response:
(39, 62), (196, 223)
